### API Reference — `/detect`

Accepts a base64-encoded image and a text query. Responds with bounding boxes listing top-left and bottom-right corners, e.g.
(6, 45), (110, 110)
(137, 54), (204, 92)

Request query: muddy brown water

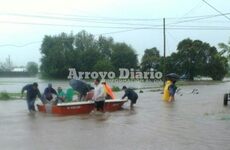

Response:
(0, 78), (230, 150)
(0, 77), (161, 93)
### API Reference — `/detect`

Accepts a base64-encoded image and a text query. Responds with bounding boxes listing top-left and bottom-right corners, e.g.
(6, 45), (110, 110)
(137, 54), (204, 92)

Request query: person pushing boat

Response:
(92, 78), (106, 112)
(122, 86), (138, 109)
(21, 82), (42, 112)
(42, 83), (57, 103)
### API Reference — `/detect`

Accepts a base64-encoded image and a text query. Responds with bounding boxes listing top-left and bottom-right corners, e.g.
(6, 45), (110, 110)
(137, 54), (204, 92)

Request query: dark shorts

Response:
(131, 96), (138, 104)
(95, 100), (105, 111)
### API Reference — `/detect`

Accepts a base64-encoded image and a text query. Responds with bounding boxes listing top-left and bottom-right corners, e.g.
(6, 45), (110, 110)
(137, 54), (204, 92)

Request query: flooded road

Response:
(0, 77), (162, 93)
(1, 80), (230, 150)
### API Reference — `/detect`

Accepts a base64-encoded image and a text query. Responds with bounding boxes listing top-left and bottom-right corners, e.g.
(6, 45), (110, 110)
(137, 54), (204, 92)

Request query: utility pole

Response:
(163, 18), (166, 86)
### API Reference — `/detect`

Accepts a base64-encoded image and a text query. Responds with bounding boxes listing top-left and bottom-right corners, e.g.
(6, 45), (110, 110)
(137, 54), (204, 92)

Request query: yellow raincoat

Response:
(162, 80), (173, 102)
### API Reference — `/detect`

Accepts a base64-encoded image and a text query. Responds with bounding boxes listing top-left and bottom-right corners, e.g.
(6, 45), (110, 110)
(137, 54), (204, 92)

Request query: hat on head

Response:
(33, 82), (38, 87)
(122, 86), (127, 90)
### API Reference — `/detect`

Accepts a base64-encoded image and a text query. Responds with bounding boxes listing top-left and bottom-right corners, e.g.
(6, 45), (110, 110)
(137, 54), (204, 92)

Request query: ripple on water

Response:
(1, 82), (230, 150)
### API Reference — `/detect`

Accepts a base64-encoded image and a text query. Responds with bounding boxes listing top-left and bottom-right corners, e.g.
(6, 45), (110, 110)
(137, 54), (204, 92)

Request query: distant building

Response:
(12, 67), (26, 72)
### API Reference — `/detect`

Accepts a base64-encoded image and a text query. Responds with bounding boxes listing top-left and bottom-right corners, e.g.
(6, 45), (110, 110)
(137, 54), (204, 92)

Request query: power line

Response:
(1, 18), (230, 30)
(1, 10), (230, 48)
(0, 41), (41, 47)
(169, 2), (203, 25)
(166, 27), (230, 30)
(95, 28), (143, 36)
(0, 13), (159, 27)
(1, 19), (230, 32)
(1, 12), (230, 24)
(7, 20), (207, 30)
(0, 12), (163, 22)
(167, 12), (230, 25)
(173, 1), (203, 23)
(168, 25), (230, 28)
(202, 0), (230, 21)
(0, 21), (151, 29)
(1, 11), (230, 31)
(181, 2), (203, 18)
(0, 27), (230, 48)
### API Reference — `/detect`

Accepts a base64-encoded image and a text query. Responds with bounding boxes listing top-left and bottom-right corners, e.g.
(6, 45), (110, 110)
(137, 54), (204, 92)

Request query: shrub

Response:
(112, 86), (120, 92)
(0, 91), (10, 100)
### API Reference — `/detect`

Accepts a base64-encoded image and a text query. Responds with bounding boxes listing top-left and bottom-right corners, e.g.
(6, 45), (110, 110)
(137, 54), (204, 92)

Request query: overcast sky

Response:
(0, 0), (230, 66)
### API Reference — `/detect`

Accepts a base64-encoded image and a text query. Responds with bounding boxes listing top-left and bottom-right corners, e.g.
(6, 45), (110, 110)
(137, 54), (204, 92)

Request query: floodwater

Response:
(1, 78), (230, 150)
(0, 77), (161, 93)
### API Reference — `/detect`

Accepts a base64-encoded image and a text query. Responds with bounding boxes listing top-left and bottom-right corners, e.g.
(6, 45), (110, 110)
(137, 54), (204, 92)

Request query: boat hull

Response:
(104, 99), (127, 112)
(37, 99), (127, 115)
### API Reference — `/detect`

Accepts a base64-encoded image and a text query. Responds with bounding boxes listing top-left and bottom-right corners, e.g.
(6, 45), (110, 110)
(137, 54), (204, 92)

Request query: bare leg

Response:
(130, 102), (134, 109)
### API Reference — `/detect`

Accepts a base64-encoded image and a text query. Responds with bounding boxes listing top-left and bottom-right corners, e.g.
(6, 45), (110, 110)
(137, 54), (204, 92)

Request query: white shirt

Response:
(93, 84), (105, 101)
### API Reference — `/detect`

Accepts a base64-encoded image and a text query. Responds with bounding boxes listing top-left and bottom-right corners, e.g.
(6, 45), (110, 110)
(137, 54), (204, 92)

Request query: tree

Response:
(111, 43), (138, 74)
(141, 47), (160, 71)
(26, 62), (38, 75)
(205, 54), (228, 80)
(0, 56), (13, 72)
(80, 49), (102, 72)
(175, 38), (228, 80)
(73, 30), (97, 52)
(97, 35), (114, 60)
(163, 52), (182, 75)
(40, 32), (75, 78)
(218, 40), (230, 59)
(40, 31), (139, 78)
(93, 59), (114, 72)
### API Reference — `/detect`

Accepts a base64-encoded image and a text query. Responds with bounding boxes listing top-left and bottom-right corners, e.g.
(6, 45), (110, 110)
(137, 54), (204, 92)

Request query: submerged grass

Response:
(0, 91), (10, 100)
(0, 79), (225, 101)
(0, 91), (21, 100)
(176, 80), (224, 86)
(112, 86), (120, 92)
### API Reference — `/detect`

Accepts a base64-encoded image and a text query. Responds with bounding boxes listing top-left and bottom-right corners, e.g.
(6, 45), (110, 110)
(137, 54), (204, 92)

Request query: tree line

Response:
(40, 31), (138, 78)
(40, 30), (229, 80)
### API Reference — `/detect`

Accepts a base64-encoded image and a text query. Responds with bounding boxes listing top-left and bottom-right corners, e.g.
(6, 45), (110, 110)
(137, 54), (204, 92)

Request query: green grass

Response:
(0, 91), (10, 100)
(112, 86), (121, 92)
(0, 92), (21, 100)
(176, 80), (224, 86)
